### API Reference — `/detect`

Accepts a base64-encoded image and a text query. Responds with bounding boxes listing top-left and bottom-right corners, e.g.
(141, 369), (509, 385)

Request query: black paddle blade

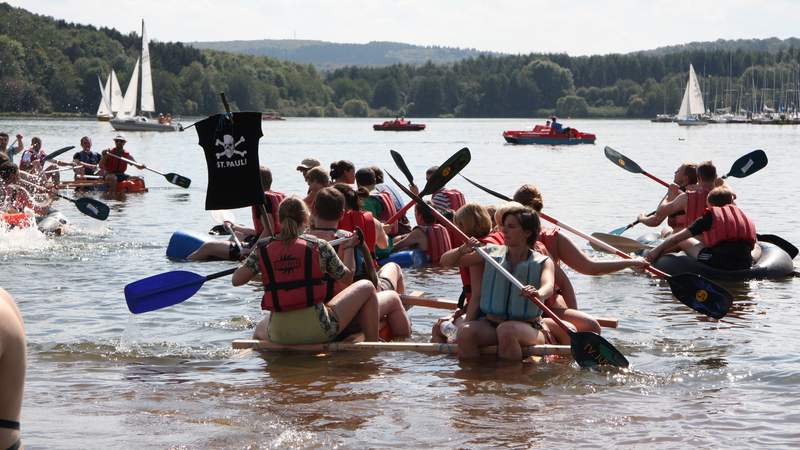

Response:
(43, 145), (75, 162)
(725, 149), (767, 179)
(420, 147), (471, 196)
(757, 233), (798, 259)
(390, 150), (415, 185)
(604, 146), (644, 174)
(459, 174), (512, 201)
(165, 173), (191, 188)
(75, 197), (110, 220)
(570, 331), (630, 368)
(665, 273), (732, 319)
(209, 224), (230, 235)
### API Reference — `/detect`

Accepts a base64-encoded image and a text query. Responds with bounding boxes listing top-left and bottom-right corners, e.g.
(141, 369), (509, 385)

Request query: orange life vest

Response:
(251, 191), (285, 236)
(702, 205), (757, 248)
(372, 191), (399, 236)
(102, 150), (132, 174)
(458, 231), (504, 306)
(257, 237), (334, 312)
(536, 226), (561, 264)
(685, 186), (712, 225)
(420, 224), (453, 265)
(338, 210), (377, 253)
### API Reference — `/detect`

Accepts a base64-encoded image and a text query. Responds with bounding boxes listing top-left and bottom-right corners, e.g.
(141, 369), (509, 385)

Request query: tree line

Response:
(2, 3), (800, 118)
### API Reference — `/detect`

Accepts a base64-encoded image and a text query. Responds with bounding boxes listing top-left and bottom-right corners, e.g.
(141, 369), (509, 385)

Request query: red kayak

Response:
(503, 124), (596, 145)
(373, 119), (426, 131)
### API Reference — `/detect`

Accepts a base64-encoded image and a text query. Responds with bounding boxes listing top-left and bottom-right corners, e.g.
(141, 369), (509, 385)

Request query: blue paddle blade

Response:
(665, 273), (732, 320)
(609, 225), (628, 236)
(125, 270), (207, 314)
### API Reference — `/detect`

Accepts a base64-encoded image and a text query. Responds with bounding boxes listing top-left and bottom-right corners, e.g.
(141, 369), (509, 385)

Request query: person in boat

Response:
(332, 183), (390, 260)
(303, 166), (330, 210)
(157, 113), (165, 124)
(309, 187), (410, 337)
(550, 116), (563, 133)
(392, 201), (453, 265)
(434, 203), (504, 342)
(646, 161), (722, 240)
(355, 167), (402, 241)
(251, 166), (285, 237)
(637, 162), (698, 236)
(447, 205), (571, 359)
(371, 165), (411, 235)
(72, 136), (102, 178)
(645, 185), (759, 270)
(424, 166), (466, 214)
(232, 196), (381, 345)
(187, 220), (259, 262)
(329, 160), (355, 185)
(0, 288), (25, 450)
(0, 133), (23, 164)
(296, 157), (321, 178)
(18, 137), (46, 173)
(100, 134), (145, 194)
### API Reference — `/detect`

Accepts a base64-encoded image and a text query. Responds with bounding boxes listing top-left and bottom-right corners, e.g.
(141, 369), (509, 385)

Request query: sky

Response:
(8, 0), (800, 56)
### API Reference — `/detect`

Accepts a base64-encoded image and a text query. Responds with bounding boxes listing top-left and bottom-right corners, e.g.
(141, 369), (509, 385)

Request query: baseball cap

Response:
(296, 157), (321, 171)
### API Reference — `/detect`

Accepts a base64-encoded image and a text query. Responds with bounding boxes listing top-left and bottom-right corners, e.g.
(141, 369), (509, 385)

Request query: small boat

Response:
(2, 210), (68, 234)
(58, 176), (148, 193)
(373, 118), (426, 131)
(503, 124), (596, 145)
(653, 242), (794, 281)
(676, 64), (708, 127)
(261, 112), (286, 121)
(650, 114), (675, 123)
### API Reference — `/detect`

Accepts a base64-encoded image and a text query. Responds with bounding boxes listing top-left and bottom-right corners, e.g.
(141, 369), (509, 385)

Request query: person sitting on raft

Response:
(356, 167), (401, 241)
(329, 160), (355, 185)
(100, 134), (145, 195)
(645, 186), (759, 270)
(371, 165), (411, 235)
(447, 205), (574, 360)
(392, 201), (453, 265)
(333, 183), (391, 261)
(72, 136), (102, 178)
(309, 187), (410, 338)
(187, 220), (258, 262)
(637, 162), (698, 236)
(434, 203), (504, 342)
(303, 166), (330, 210)
(644, 160), (722, 236)
(232, 196), (382, 345)
(251, 166), (285, 236)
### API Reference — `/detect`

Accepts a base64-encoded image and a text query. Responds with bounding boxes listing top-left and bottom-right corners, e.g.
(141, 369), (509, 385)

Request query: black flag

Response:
(195, 112), (263, 209)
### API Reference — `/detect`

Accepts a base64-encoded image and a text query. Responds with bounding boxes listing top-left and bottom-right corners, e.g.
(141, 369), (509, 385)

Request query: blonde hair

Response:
(707, 186), (737, 207)
(512, 184), (544, 212)
(494, 201), (525, 228)
(276, 196), (309, 241)
(454, 203), (492, 238)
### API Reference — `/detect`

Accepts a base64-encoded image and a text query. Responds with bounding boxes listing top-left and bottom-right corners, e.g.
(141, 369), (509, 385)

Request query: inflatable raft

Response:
(58, 176), (148, 193)
(653, 242), (794, 280)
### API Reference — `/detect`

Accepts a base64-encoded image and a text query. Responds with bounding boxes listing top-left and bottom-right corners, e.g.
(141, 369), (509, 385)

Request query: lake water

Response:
(2, 117), (798, 448)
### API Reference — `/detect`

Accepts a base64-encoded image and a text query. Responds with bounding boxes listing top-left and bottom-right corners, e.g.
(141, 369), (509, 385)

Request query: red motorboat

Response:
(373, 118), (426, 131)
(503, 124), (596, 145)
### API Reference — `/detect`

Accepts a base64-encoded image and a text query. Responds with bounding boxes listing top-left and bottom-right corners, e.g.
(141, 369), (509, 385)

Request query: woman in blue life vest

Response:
(645, 186), (759, 270)
(444, 205), (573, 360)
(232, 196), (381, 345)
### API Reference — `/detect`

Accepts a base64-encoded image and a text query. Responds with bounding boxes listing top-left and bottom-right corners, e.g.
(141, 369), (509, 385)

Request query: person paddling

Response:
(0, 288), (26, 450)
(232, 196), (381, 345)
(646, 186), (760, 270)
(100, 134), (144, 194)
(637, 162), (698, 236)
(645, 160), (722, 233)
(72, 136), (102, 179)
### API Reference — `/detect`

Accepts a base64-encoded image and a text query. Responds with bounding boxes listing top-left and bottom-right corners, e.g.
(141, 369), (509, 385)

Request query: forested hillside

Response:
(2, 3), (800, 118)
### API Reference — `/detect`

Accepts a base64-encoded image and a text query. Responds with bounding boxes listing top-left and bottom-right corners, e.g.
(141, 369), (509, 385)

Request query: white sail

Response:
(96, 74), (112, 117)
(140, 20), (155, 113)
(678, 64), (706, 118)
(119, 58), (140, 118)
(110, 70), (124, 113)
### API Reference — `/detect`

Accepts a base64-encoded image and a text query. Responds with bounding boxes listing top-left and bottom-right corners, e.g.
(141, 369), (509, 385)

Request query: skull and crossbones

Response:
(215, 134), (246, 159)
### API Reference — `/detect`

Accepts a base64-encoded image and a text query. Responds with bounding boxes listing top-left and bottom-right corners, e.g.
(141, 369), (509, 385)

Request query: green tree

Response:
(372, 78), (400, 109)
(555, 95), (589, 117)
(409, 76), (443, 116)
(342, 98), (368, 117)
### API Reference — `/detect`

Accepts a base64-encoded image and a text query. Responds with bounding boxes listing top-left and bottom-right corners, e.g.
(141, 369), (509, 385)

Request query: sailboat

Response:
(676, 64), (708, 126)
(110, 20), (180, 132)
(96, 71), (124, 121)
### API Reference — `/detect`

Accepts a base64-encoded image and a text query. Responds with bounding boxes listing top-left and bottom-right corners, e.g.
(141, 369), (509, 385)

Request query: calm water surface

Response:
(1, 117), (798, 448)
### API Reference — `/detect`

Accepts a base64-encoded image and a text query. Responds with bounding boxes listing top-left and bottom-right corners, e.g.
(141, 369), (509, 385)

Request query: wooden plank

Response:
(400, 294), (619, 328)
(232, 339), (571, 357)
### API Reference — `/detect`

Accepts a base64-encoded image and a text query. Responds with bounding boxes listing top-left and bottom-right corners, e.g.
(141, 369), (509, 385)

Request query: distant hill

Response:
(638, 37), (800, 56)
(188, 39), (499, 70)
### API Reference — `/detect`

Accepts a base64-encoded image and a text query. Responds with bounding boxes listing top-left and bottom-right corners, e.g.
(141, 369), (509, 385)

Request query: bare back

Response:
(0, 288), (25, 447)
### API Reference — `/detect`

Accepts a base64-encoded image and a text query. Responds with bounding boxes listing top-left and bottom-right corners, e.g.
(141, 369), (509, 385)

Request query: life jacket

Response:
(430, 188), (465, 213)
(535, 225), (561, 264)
(257, 236), (334, 312)
(102, 150), (132, 174)
(479, 244), (547, 321)
(371, 191), (400, 236)
(419, 224), (452, 265)
(338, 210), (377, 253)
(685, 185), (712, 224)
(458, 231), (505, 306)
(310, 228), (352, 296)
(251, 190), (285, 236)
(702, 205), (757, 248)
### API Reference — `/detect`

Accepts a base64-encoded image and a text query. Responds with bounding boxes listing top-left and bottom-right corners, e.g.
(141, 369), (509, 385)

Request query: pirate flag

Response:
(195, 112), (263, 209)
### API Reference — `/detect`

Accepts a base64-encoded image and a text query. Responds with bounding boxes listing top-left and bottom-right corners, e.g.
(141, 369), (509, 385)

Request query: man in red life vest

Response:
(645, 161), (723, 235)
(637, 162), (698, 236)
(100, 134), (144, 194)
(645, 186), (759, 270)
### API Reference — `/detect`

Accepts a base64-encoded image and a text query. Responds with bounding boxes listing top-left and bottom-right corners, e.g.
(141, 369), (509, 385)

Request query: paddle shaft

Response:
(105, 152), (162, 176)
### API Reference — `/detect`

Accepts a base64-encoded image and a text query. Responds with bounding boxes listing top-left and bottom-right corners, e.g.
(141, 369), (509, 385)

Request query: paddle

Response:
(384, 147), (471, 224)
(126, 236), (350, 314)
(589, 232), (654, 254)
(604, 146), (669, 188)
(105, 152), (191, 188)
(459, 174), (733, 320)
(17, 179), (109, 220)
(756, 234), (798, 259)
(210, 209), (242, 249)
(390, 149), (416, 187)
(387, 172), (629, 368)
(43, 145), (75, 162)
(608, 149), (769, 236)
